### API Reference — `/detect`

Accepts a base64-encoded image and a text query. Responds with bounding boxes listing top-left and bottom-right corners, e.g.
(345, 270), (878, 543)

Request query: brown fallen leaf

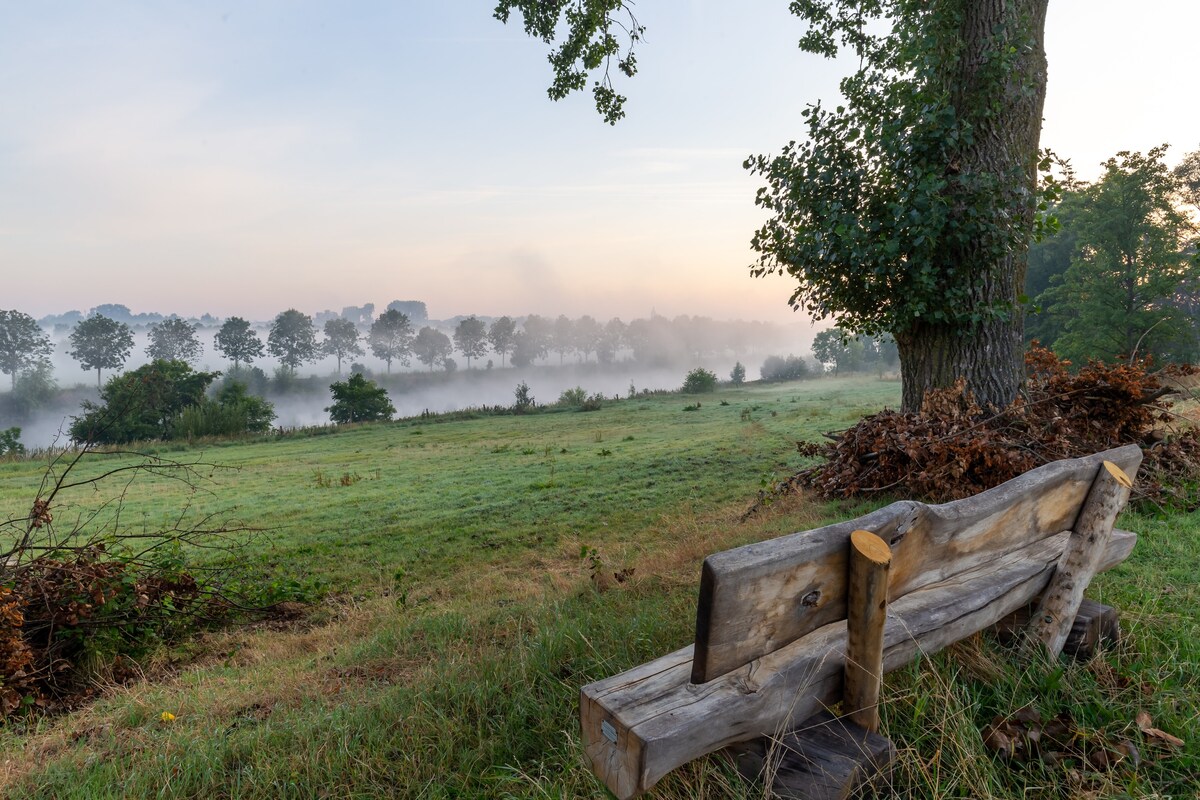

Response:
(1136, 710), (1185, 747)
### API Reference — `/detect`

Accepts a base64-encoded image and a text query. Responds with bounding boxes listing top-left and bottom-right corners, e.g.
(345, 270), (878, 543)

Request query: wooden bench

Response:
(580, 444), (1142, 799)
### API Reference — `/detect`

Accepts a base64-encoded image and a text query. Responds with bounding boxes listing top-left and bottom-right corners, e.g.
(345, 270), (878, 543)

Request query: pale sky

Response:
(1, 1), (1196, 325)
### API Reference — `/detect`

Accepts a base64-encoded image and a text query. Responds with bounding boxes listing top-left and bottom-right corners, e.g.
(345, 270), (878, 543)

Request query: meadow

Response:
(0, 377), (1196, 798)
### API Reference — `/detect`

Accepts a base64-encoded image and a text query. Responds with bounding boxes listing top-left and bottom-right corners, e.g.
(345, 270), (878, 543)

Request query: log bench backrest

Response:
(581, 444), (1143, 798)
(691, 443), (1143, 683)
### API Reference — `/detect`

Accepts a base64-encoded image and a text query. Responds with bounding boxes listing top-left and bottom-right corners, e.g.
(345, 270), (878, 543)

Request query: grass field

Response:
(0, 376), (1196, 798)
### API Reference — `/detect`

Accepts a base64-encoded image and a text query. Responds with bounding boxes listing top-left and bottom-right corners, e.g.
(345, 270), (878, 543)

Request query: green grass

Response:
(1, 375), (1197, 799)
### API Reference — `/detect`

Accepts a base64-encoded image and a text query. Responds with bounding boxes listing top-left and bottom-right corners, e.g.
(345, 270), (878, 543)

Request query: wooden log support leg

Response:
(994, 597), (1121, 659)
(729, 710), (896, 800)
(844, 530), (891, 732)
(1027, 461), (1133, 657)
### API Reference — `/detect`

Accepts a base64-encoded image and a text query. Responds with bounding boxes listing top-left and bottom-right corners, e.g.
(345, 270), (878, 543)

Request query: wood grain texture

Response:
(581, 529), (1137, 798)
(1027, 461), (1133, 656)
(729, 710), (895, 800)
(844, 530), (890, 732)
(691, 445), (1142, 683)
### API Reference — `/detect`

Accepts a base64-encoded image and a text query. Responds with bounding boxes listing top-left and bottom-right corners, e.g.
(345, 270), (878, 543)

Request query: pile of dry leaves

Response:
(780, 346), (1200, 508)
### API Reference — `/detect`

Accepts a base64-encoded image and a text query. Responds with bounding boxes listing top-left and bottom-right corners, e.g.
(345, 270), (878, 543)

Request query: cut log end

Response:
(1103, 460), (1134, 490)
(850, 529), (891, 566)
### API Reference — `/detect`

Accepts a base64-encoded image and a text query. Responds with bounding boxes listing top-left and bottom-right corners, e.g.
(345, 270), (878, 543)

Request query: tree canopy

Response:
(69, 360), (219, 444)
(368, 310), (414, 373)
(453, 316), (489, 368)
(326, 373), (396, 424)
(0, 310), (53, 390)
(321, 318), (364, 375)
(487, 317), (517, 367)
(145, 318), (202, 364)
(1032, 147), (1200, 364)
(412, 327), (453, 372)
(214, 317), (265, 371)
(68, 315), (134, 388)
(268, 309), (318, 373)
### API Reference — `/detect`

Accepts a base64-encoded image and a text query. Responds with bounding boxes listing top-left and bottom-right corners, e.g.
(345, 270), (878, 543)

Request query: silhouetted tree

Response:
(520, 314), (553, 364)
(322, 318), (364, 374)
(145, 318), (202, 364)
(368, 310), (414, 373)
(573, 315), (602, 362)
(69, 315), (134, 388)
(730, 362), (746, 386)
(454, 316), (489, 368)
(413, 327), (453, 371)
(214, 317), (265, 371)
(0, 310), (53, 390)
(598, 317), (626, 363)
(267, 309), (318, 374)
(488, 316), (517, 367)
(552, 315), (575, 364)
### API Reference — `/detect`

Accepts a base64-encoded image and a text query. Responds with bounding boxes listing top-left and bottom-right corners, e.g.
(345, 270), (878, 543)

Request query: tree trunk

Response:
(896, 0), (1048, 412)
(896, 316), (1025, 412)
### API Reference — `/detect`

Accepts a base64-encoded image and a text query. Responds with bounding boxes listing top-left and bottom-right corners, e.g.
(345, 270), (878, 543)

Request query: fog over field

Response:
(5, 314), (814, 450)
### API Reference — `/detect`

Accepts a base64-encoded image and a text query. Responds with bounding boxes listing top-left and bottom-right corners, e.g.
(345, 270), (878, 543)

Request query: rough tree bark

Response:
(896, 0), (1049, 412)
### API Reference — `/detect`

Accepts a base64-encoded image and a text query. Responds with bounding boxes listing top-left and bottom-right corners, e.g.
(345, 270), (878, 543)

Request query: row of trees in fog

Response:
(0, 308), (783, 392)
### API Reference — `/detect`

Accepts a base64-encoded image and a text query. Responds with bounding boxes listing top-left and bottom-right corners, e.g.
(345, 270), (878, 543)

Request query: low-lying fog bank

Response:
(4, 358), (783, 450)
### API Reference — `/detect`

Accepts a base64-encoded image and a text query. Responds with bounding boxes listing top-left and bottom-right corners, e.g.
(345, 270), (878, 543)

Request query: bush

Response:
(760, 354), (812, 382)
(513, 382), (535, 413)
(224, 365), (271, 396)
(170, 382), (276, 439)
(69, 360), (220, 445)
(681, 367), (718, 394)
(9, 362), (58, 418)
(557, 386), (588, 407)
(326, 374), (396, 424)
(730, 362), (746, 386)
(0, 428), (24, 457)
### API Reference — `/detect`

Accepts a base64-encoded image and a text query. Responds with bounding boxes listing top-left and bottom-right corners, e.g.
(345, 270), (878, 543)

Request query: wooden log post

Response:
(844, 530), (890, 732)
(1026, 461), (1133, 657)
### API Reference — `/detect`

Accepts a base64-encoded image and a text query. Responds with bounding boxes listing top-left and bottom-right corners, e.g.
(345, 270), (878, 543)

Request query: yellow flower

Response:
(160, 711), (176, 723)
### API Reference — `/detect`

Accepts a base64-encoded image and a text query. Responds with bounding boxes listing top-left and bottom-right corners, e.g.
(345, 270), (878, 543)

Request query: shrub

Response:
(681, 367), (718, 394)
(9, 362), (58, 418)
(557, 386), (588, 407)
(0, 428), (24, 457)
(69, 360), (220, 445)
(580, 393), (606, 412)
(326, 374), (396, 424)
(170, 382), (276, 439)
(760, 354), (811, 382)
(513, 382), (535, 413)
(730, 362), (746, 386)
